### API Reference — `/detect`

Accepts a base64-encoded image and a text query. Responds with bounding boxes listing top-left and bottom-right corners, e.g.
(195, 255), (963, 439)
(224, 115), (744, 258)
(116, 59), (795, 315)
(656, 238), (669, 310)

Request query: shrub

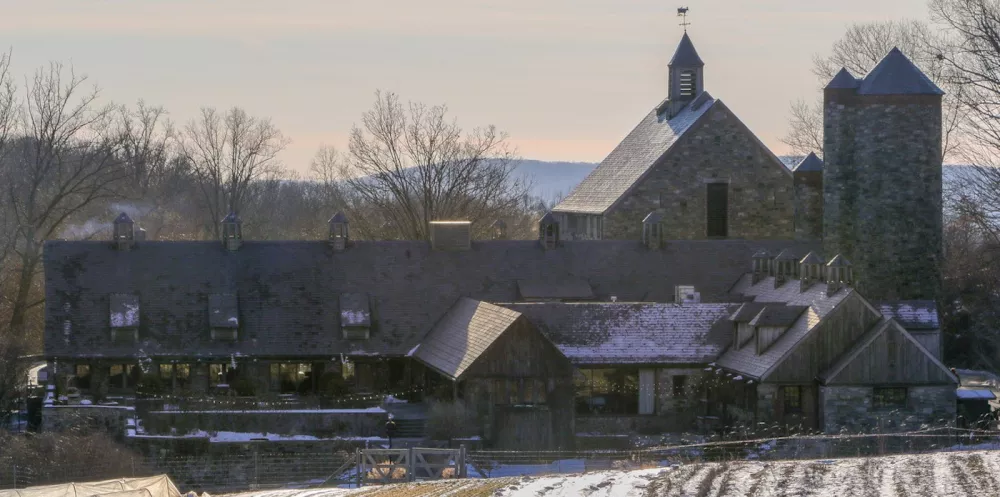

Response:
(0, 432), (140, 486)
(319, 372), (348, 397)
(231, 376), (256, 397)
(425, 401), (477, 441)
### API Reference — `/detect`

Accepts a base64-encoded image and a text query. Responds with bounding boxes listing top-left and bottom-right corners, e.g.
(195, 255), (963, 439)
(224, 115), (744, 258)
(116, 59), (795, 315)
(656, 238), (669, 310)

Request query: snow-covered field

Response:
(224, 449), (1000, 496)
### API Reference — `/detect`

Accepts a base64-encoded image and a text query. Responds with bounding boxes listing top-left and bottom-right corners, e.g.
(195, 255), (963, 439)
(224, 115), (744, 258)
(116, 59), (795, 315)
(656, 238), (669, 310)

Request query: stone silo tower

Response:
(822, 48), (943, 301)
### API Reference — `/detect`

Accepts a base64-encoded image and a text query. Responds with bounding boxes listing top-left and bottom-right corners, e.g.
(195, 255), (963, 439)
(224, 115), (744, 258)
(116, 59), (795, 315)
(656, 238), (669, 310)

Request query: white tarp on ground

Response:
(0, 475), (181, 497)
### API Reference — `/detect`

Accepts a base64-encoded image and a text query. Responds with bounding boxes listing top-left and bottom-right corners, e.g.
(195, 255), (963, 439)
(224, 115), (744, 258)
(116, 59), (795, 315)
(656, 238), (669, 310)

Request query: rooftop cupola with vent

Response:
(539, 212), (559, 250)
(113, 213), (134, 251)
(491, 219), (507, 240)
(429, 221), (471, 251)
(221, 212), (242, 251)
(826, 254), (853, 295)
(751, 249), (771, 284)
(329, 212), (349, 252)
(658, 32), (705, 118)
(773, 249), (798, 288)
(798, 251), (825, 292)
(642, 212), (664, 250)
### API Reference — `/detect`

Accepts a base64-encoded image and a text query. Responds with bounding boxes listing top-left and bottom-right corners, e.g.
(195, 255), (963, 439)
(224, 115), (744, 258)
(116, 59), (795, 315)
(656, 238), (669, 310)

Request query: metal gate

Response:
(356, 446), (467, 486)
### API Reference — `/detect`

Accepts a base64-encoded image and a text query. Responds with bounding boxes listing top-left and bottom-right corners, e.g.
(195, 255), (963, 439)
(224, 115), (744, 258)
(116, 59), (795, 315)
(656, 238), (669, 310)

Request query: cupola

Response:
(539, 212), (559, 250)
(798, 251), (825, 292)
(329, 212), (349, 252)
(642, 212), (664, 250)
(826, 254), (854, 295)
(772, 249), (798, 288)
(221, 212), (242, 251)
(751, 249), (771, 284)
(668, 33), (705, 105)
(112, 213), (134, 251)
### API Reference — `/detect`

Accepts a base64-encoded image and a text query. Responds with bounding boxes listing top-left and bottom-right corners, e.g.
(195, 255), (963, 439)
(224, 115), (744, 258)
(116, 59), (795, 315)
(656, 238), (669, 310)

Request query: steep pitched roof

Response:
(669, 33), (704, 67)
(412, 298), (522, 380)
(819, 318), (957, 384)
(552, 95), (717, 214)
(717, 274), (860, 379)
(44, 238), (817, 359)
(503, 302), (736, 365)
(793, 152), (823, 173)
(878, 300), (939, 330)
(858, 48), (944, 96)
(826, 68), (860, 90)
(517, 278), (594, 300)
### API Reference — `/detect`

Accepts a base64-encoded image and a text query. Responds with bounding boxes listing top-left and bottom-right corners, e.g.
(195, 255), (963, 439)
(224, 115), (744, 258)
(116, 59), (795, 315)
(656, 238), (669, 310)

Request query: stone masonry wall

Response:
(823, 92), (943, 301)
(820, 385), (955, 433)
(794, 172), (823, 240)
(603, 103), (795, 240)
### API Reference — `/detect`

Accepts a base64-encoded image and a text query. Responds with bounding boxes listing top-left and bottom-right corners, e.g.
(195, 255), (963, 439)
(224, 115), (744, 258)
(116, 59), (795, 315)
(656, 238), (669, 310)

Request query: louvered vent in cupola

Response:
(340, 293), (372, 340)
(679, 70), (696, 97)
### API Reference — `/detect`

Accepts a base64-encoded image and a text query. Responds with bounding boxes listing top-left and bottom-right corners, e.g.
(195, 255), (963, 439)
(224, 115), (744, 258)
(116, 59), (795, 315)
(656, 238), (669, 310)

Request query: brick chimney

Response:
(113, 213), (134, 251)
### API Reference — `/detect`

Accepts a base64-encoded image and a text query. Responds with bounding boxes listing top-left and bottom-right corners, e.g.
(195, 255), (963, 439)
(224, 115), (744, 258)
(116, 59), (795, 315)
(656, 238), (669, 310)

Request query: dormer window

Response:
(209, 294), (239, 341)
(749, 304), (808, 354)
(340, 293), (372, 340)
(109, 294), (139, 343)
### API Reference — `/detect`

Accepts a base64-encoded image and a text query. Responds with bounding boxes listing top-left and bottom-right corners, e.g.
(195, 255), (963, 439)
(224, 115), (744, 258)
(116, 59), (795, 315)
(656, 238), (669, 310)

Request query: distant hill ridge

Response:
(516, 158), (971, 205)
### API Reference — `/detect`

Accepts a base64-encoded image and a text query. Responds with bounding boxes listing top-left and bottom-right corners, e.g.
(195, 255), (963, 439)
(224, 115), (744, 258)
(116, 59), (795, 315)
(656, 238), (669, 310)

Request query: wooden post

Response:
(355, 448), (362, 488)
(459, 444), (467, 478)
(407, 447), (415, 482)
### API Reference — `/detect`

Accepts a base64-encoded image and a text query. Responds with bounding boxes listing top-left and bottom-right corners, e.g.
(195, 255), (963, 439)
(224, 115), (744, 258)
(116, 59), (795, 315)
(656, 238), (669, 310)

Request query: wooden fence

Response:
(356, 446), (467, 486)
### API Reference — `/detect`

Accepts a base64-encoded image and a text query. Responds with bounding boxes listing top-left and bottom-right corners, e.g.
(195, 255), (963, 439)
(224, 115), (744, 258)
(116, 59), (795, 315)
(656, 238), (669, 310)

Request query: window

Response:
(109, 364), (137, 389)
(672, 375), (688, 397)
(575, 368), (639, 415)
(707, 183), (728, 237)
(74, 364), (91, 390)
(210, 364), (237, 387)
(873, 387), (907, 409)
(158, 364), (191, 389)
(782, 386), (802, 414)
(269, 363), (314, 393)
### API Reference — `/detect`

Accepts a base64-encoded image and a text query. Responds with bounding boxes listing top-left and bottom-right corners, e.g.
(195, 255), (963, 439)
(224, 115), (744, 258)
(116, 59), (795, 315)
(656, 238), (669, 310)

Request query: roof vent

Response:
(610, 296), (618, 303)
(329, 212), (349, 252)
(675, 285), (700, 304)
(430, 221), (472, 251)
(112, 213), (134, 251)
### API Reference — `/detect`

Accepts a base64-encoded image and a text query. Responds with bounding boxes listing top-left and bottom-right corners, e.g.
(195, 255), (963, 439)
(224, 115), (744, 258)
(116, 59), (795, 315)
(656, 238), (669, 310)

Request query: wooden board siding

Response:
(826, 324), (955, 385)
(461, 319), (575, 449)
(765, 293), (882, 383)
(757, 326), (785, 354)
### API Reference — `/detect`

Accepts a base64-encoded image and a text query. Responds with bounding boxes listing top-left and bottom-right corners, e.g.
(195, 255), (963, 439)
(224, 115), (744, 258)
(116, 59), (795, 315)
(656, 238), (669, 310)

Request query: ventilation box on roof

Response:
(674, 285), (700, 304)
(430, 221), (471, 251)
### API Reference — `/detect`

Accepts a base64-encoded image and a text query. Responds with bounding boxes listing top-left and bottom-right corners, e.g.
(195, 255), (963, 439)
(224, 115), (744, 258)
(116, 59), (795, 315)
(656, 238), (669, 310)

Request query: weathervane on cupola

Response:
(677, 7), (690, 32)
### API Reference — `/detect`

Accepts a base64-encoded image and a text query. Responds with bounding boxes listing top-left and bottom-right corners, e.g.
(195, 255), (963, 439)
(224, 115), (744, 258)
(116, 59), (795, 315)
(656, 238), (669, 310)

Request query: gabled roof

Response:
(858, 47), (944, 96)
(819, 318), (957, 384)
(552, 94), (717, 214)
(825, 68), (860, 90)
(669, 32), (704, 67)
(412, 298), (522, 380)
(45, 238), (817, 358)
(878, 300), (939, 330)
(517, 278), (594, 301)
(793, 152), (823, 173)
(730, 302), (767, 323)
(503, 302), (736, 365)
(717, 274), (858, 379)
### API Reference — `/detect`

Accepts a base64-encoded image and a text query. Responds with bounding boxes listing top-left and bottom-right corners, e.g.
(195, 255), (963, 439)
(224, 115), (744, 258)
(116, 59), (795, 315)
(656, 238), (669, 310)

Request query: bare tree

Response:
(781, 20), (963, 160)
(179, 107), (288, 238)
(338, 91), (529, 241)
(0, 63), (123, 343)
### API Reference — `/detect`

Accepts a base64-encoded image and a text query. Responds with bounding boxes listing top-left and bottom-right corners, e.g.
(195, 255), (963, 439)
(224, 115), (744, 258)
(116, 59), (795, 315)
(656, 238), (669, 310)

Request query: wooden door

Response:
(639, 369), (656, 415)
(707, 183), (728, 237)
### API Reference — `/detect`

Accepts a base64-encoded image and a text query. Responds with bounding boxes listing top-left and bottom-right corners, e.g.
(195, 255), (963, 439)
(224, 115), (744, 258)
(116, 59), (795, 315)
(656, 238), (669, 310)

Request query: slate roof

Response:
(717, 274), (856, 379)
(669, 33), (704, 67)
(826, 68), (860, 90)
(552, 94), (717, 214)
(412, 298), (522, 380)
(208, 294), (238, 329)
(44, 238), (817, 359)
(730, 302), (767, 323)
(502, 302), (737, 365)
(858, 48), (944, 96)
(793, 153), (823, 173)
(517, 278), (595, 301)
(877, 300), (939, 330)
(748, 305), (809, 328)
(778, 156), (803, 170)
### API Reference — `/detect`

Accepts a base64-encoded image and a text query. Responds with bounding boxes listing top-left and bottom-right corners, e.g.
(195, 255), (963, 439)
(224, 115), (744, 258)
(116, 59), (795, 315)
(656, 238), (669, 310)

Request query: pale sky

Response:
(1, 0), (932, 174)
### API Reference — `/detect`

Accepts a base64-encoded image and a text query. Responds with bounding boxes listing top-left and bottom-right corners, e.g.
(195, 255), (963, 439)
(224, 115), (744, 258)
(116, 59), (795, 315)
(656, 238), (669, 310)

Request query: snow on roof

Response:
(110, 294), (140, 328)
(503, 302), (737, 365)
